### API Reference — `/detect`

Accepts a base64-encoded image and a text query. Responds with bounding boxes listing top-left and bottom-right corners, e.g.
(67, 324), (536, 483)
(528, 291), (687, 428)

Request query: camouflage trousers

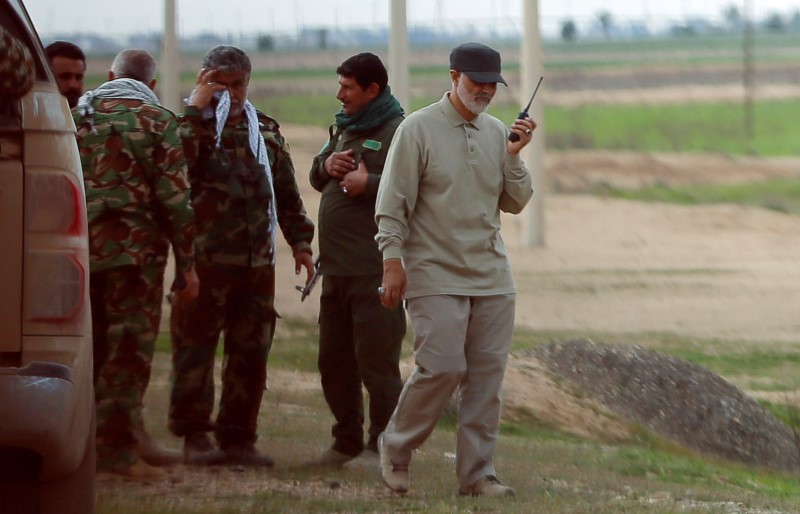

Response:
(90, 262), (166, 469)
(168, 262), (276, 447)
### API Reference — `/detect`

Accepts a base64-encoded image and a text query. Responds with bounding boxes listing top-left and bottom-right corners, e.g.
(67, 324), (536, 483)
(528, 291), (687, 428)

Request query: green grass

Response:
(106, 320), (800, 513)
(542, 100), (800, 156)
(588, 178), (800, 216)
(245, 92), (800, 157)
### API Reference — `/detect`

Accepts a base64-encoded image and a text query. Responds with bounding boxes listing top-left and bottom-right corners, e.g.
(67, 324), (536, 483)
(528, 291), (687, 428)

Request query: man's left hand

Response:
(295, 251), (315, 286)
(339, 160), (368, 197)
(507, 117), (537, 155)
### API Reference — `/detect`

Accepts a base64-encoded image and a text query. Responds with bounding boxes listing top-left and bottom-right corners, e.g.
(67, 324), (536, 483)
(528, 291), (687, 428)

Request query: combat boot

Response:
(133, 427), (182, 466)
(219, 441), (275, 467)
(183, 432), (223, 465)
(97, 459), (167, 482)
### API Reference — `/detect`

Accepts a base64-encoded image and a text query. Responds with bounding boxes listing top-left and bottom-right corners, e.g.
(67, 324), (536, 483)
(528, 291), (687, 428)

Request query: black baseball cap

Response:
(449, 42), (507, 86)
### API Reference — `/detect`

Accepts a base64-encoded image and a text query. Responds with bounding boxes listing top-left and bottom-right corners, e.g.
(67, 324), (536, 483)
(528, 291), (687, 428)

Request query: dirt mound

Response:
(525, 339), (800, 472)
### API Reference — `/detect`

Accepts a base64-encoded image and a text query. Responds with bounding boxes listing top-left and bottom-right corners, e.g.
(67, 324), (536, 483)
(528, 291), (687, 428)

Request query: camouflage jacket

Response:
(179, 106), (314, 267)
(74, 98), (195, 273)
(0, 25), (34, 98)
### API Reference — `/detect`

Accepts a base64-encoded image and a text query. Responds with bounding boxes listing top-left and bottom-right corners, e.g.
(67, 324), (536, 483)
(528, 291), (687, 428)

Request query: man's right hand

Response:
(379, 258), (406, 309)
(187, 68), (225, 110)
(324, 149), (357, 180)
(175, 268), (199, 301)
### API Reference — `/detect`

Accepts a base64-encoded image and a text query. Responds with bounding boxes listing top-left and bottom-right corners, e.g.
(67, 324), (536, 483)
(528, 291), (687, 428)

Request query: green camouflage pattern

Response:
(74, 98), (196, 273)
(169, 106), (313, 446)
(0, 26), (34, 98)
(168, 262), (275, 445)
(90, 263), (165, 470)
(179, 106), (314, 266)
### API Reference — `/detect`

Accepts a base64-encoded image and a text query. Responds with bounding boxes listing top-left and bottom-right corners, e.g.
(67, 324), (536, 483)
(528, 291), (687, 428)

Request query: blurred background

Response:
(26, 0), (800, 157)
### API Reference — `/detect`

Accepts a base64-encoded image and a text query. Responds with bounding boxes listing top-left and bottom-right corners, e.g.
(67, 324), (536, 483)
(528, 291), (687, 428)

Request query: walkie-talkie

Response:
(508, 76), (544, 142)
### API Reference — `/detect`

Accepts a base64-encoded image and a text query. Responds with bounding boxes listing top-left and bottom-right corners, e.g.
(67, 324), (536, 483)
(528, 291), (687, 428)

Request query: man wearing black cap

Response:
(374, 42), (536, 497)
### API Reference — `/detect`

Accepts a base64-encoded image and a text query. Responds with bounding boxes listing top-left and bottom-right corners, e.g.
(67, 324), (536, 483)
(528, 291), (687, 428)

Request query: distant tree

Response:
(764, 12), (786, 32)
(597, 10), (613, 39)
(257, 34), (274, 51)
(792, 10), (800, 29)
(669, 24), (697, 37)
(561, 19), (578, 42)
(722, 4), (742, 31)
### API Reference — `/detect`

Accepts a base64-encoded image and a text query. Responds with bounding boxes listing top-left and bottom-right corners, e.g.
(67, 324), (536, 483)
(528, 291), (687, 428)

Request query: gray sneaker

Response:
(459, 476), (515, 497)
(379, 434), (409, 493)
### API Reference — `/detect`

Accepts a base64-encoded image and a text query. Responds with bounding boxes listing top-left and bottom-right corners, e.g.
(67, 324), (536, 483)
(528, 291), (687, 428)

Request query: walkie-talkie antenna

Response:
(508, 76), (543, 142)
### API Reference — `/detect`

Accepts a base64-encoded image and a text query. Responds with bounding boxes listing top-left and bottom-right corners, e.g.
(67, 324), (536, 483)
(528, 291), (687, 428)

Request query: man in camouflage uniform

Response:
(74, 49), (198, 480)
(309, 53), (406, 469)
(169, 45), (315, 467)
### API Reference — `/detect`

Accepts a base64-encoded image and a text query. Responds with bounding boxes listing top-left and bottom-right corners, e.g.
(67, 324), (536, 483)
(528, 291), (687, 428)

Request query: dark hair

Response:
(202, 45), (251, 77)
(336, 52), (388, 93)
(45, 41), (85, 63)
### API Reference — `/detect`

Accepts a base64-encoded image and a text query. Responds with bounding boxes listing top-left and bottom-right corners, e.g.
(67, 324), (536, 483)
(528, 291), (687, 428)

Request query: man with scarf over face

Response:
(170, 45), (315, 467)
(73, 48), (199, 480)
(308, 53), (406, 469)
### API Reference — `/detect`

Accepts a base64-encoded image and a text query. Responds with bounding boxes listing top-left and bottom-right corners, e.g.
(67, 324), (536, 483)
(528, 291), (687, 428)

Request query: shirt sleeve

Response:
(498, 152), (534, 214)
(309, 137), (333, 192)
(153, 114), (196, 272)
(374, 122), (420, 261)
(267, 127), (315, 255)
(178, 105), (216, 170)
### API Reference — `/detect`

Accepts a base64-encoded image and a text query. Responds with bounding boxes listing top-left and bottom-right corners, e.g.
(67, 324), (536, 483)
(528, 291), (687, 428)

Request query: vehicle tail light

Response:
(23, 171), (88, 332)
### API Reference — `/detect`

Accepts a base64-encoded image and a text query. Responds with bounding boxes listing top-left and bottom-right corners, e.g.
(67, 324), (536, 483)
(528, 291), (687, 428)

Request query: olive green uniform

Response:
(310, 114), (406, 456)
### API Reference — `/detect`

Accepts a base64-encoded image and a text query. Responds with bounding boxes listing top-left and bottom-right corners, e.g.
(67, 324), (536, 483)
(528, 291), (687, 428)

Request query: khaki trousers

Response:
(381, 294), (515, 490)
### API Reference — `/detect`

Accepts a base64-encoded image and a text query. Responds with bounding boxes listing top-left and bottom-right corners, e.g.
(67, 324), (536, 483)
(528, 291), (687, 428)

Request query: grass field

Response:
(252, 93), (800, 157)
(97, 323), (800, 514)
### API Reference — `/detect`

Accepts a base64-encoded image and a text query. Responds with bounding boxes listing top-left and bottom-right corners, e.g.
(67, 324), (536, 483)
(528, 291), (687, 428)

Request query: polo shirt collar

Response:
(439, 92), (487, 130)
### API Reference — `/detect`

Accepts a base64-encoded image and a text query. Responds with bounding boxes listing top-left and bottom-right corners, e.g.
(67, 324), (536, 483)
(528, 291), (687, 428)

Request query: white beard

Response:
(456, 79), (492, 115)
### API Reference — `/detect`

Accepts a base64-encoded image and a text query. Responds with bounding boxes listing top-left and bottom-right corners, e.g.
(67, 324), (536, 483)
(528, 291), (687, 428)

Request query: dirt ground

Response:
(134, 123), (800, 506)
(274, 124), (800, 345)
(258, 125), (800, 447)
(155, 118), (800, 438)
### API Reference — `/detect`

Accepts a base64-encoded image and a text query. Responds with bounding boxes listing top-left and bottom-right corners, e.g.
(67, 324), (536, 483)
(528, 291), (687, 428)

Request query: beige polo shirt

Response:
(375, 92), (533, 298)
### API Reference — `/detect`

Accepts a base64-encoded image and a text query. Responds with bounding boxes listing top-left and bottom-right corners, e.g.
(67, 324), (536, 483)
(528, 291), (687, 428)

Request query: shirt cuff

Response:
(382, 244), (403, 261)
(292, 242), (313, 257)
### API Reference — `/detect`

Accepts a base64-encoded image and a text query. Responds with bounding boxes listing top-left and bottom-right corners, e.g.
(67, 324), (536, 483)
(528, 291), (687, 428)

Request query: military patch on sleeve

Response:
(362, 139), (381, 151)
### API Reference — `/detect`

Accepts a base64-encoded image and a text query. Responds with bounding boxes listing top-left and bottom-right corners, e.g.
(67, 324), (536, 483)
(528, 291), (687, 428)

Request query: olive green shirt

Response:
(311, 116), (403, 276)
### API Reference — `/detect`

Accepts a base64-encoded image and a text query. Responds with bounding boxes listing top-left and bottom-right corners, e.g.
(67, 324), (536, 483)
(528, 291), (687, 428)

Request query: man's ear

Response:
(107, 71), (115, 81)
(366, 82), (381, 101)
(148, 78), (157, 91)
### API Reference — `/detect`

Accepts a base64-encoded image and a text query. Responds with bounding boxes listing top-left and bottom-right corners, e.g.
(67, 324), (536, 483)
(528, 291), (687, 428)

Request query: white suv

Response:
(0, 1), (95, 512)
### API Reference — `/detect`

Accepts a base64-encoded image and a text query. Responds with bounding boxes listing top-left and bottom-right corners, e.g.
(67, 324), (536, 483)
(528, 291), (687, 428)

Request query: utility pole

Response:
(520, 0), (545, 247)
(389, 0), (409, 111)
(743, 0), (755, 147)
(161, 0), (181, 112)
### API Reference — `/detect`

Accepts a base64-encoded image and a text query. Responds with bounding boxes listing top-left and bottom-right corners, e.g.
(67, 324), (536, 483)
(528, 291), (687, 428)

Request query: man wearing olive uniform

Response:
(309, 53), (406, 467)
